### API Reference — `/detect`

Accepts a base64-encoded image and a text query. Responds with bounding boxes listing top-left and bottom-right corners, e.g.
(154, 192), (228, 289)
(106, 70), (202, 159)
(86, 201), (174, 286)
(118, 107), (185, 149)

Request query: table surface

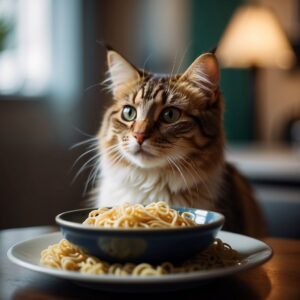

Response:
(1, 226), (300, 300)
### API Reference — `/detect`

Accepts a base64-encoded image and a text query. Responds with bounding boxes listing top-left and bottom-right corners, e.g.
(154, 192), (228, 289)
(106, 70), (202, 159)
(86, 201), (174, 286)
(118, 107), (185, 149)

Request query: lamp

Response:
(216, 4), (296, 139)
(217, 4), (295, 69)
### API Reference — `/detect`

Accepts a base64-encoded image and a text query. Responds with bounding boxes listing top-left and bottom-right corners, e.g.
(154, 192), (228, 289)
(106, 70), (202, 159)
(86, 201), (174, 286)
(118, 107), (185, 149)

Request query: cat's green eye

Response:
(122, 105), (137, 121)
(161, 107), (181, 123)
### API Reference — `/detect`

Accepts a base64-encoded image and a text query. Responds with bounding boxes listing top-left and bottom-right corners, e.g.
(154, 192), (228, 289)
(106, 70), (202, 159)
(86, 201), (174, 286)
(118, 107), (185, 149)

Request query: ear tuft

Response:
(106, 50), (140, 99)
(180, 53), (220, 96)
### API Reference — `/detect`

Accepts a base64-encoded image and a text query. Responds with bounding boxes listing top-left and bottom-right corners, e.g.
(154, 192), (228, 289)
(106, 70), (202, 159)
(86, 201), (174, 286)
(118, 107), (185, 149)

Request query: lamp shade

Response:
(217, 5), (295, 69)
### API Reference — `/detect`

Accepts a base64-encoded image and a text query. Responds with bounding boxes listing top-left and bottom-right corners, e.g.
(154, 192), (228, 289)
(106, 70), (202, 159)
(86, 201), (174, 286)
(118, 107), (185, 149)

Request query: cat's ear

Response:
(106, 49), (140, 99)
(180, 53), (220, 99)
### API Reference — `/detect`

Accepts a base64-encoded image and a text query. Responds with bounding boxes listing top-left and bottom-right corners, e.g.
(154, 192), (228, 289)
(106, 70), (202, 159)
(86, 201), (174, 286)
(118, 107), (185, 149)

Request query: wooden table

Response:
(1, 226), (300, 299)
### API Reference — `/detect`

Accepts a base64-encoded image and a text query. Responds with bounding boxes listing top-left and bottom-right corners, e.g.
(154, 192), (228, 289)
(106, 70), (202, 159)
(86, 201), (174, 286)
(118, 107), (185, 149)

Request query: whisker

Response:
(85, 82), (102, 92)
(70, 137), (98, 150)
(177, 154), (215, 202)
(141, 53), (153, 81)
(108, 152), (125, 167)
(175, 156), (201, 197)
(166, 43), (192, 98)
(72, 127), (96, 138)
(100, 143), (120, 152)
(72, 153), (101, 184)
(167, 155), (189, 193)
(83, 159), (101, 196)
(165, 142), (215, 204)
(70, 146), (99, 171)
(169, 49), (179, 79)
(79, 143), (120, 196)
(166, 48), (182, 96)
(166, 157), (177, 180)
(100, 145), (120, 158)
(91, 163), (101, 189)
(175, 41), (192, 75)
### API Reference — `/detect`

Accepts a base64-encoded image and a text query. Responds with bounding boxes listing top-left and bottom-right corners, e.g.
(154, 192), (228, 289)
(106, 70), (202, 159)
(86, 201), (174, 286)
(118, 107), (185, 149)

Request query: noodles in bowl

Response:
(83, 202), (196, 229)
(55, 202), (225, 263)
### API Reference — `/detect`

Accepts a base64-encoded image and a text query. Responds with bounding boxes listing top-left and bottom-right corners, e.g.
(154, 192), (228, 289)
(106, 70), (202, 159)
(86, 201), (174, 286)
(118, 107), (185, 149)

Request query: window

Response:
(0, 0), (52, 96)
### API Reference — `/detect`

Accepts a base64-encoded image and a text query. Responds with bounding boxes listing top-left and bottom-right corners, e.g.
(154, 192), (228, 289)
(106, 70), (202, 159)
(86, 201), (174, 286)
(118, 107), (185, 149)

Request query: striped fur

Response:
(94, 50), (265, 237)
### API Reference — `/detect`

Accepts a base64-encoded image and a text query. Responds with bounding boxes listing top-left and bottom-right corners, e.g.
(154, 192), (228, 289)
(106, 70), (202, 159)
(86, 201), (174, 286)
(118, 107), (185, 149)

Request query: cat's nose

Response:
(133, 133), (147, 145)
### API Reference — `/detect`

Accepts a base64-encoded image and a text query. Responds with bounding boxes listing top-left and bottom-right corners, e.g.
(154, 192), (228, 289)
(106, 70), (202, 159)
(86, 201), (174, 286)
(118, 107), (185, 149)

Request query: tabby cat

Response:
(95, 47), (265, 237)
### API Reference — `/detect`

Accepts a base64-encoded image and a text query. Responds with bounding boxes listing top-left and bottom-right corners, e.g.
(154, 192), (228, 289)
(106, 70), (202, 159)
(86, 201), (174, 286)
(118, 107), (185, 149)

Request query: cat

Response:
(93, 47), (265, 237)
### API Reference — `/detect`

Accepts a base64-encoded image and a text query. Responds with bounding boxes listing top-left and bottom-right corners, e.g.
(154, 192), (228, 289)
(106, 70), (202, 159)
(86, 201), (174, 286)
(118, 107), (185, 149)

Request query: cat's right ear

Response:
(106, 49), (140, 99)
(179, 53), (220, 101)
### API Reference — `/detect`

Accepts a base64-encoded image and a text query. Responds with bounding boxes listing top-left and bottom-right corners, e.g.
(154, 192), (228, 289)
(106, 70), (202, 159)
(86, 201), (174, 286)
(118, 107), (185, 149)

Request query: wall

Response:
(191, 0), (253, 142)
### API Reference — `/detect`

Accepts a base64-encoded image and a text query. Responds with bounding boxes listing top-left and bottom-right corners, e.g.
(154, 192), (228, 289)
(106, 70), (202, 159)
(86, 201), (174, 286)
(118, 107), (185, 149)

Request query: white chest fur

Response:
(96, 157), (220, 209)
(97, 160), (180, 207)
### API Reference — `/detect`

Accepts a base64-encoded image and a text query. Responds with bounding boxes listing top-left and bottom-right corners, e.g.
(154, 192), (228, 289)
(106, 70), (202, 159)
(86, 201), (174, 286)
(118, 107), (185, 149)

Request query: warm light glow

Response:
(217, 5), (296, 69)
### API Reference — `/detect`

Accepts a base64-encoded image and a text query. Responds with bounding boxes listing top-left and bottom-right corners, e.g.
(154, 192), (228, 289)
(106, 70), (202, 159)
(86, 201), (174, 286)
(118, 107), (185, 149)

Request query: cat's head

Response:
(99, 48), (224, 170)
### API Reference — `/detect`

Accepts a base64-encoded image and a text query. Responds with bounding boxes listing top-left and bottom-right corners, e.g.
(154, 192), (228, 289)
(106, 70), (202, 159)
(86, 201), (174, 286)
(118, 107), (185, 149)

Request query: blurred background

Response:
(0, 0), (299, 238)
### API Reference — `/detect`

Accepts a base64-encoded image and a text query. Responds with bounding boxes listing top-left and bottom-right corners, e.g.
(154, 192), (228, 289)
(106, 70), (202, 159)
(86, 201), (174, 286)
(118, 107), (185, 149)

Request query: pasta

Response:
(82, 201), (196, 228)
(41, 202), (241, 276)
(40, 238), (241, 276)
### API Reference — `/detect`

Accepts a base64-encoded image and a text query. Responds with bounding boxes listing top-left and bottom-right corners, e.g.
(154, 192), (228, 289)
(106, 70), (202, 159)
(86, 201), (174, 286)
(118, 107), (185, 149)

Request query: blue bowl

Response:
(56, 207), (224, 263)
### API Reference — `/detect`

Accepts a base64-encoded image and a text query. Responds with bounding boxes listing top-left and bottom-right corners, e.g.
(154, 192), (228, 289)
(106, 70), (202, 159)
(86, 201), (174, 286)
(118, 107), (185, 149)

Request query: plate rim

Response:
(7, 231), (273, 284)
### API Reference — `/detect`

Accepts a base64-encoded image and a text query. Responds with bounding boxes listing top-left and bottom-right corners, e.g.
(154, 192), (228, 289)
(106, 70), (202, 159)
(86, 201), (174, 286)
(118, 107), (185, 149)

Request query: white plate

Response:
(7, 231), (272, 292)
